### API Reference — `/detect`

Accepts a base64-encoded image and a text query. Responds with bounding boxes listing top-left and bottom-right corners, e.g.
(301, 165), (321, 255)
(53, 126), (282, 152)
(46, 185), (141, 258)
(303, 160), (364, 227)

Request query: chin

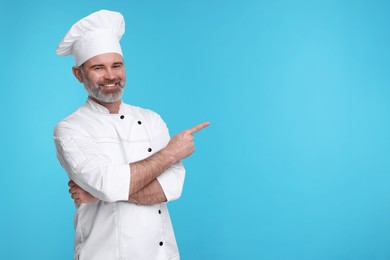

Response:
(97, 93), (123, 103)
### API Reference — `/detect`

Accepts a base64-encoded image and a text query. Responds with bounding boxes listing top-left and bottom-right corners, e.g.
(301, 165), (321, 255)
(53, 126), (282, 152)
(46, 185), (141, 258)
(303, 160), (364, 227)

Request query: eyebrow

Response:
(88, 62), (123, 69)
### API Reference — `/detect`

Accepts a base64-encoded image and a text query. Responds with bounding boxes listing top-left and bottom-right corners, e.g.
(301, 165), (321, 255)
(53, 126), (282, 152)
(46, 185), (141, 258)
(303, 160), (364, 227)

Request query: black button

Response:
(120, 115), (125, 119)
(138, 121), (142, 125)
(158, 210), (161, 214)
(159, 241), (163, 246)
(148, 148), (152, 152)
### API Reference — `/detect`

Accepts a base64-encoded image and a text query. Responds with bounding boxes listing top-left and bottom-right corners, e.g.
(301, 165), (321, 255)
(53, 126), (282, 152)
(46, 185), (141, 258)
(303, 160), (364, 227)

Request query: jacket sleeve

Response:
(53, 121), (130, 202)
(149, 112), (186, 202)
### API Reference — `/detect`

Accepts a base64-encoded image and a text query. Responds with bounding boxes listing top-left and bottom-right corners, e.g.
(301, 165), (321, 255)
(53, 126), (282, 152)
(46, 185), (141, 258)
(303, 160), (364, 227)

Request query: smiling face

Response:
(73, 53), (126, 103)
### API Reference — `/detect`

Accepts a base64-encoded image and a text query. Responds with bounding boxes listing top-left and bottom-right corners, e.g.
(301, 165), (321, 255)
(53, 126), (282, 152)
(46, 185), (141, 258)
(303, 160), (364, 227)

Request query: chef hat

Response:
(56, 10), (125, 66)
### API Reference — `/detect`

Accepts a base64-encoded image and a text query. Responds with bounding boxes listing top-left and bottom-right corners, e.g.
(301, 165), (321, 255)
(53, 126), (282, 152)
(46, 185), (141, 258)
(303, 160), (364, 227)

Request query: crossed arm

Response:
(69, 121), (209, 205)
(69, 178), (166, 205)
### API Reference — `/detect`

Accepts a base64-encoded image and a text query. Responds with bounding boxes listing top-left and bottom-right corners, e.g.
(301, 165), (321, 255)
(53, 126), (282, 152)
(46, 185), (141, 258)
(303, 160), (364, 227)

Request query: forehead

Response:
(84, 53), (124, 67)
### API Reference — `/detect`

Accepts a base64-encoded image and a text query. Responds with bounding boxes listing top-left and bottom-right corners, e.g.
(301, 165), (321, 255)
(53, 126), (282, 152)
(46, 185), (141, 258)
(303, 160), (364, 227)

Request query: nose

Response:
(104, 68), (115, 80)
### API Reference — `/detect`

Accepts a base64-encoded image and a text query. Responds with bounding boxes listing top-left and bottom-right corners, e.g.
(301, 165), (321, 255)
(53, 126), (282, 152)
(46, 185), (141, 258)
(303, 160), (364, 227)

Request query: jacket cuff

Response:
(156, 165), (184, 202)
(104, 164), (130, 202)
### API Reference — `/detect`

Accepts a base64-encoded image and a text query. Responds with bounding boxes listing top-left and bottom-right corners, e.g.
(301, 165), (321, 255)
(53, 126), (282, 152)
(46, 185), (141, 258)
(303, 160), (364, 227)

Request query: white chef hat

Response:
(56, 10), (125, 66)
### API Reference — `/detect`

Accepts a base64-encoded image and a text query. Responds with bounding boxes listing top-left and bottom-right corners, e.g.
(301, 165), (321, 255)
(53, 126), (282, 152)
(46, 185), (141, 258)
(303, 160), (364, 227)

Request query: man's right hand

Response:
(129, 121), (210, 197)
(163, 121), (210, 162)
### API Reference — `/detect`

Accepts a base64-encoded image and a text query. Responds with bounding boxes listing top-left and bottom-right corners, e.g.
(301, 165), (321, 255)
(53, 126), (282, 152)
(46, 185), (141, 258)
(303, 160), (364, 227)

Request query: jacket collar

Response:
(85, 98), (124, 114)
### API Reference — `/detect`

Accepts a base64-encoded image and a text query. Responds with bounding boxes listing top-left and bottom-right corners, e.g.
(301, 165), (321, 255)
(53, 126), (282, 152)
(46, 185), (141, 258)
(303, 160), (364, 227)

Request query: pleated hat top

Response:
(56, 10), (125, 66)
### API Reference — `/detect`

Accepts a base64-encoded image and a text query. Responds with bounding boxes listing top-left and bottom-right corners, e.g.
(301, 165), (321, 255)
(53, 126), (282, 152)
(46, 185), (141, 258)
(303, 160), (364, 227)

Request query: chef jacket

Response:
(53, 98), (185, 260)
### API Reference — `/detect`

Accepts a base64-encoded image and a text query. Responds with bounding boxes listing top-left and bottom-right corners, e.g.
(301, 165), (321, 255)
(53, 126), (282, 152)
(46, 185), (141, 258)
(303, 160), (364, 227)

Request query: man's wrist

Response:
(160, 148), (178, 167)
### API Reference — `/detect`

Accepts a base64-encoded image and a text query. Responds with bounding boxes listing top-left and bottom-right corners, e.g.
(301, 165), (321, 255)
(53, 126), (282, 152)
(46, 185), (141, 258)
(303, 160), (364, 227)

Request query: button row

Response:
(118, 115), (142, 126)
(118, 117), (151, 153)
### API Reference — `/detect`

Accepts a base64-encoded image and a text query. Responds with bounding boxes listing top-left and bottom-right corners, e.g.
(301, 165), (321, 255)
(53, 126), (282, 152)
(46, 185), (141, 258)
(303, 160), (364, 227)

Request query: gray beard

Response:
(83, 78), (126, 103)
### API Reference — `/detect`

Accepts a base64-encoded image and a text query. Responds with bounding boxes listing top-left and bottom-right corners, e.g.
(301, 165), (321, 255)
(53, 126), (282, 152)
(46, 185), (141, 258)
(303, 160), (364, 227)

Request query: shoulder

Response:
(53, 106), (90, 138)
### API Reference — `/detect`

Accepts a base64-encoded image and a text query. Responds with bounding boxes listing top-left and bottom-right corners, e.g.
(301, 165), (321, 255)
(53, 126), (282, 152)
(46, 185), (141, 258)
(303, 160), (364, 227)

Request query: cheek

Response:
(87, 71), (103, 81)
(118, 69), (126, 80)
(91, 76), (104, 85)
(118, 73), (126, 80)
(95, 75), (104, 82)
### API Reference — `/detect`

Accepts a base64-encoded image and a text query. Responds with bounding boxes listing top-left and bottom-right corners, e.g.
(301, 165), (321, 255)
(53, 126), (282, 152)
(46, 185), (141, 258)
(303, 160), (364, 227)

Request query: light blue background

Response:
(1, 0), (390, 259)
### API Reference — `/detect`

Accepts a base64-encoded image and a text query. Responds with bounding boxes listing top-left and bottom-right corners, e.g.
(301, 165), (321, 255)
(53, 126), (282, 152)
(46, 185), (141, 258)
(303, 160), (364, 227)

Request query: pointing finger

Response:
(188, 121), (210, 134)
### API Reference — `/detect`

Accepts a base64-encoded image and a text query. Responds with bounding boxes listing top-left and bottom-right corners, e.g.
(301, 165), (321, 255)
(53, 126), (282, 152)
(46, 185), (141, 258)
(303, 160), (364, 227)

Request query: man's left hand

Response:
(68, 180), (98, 204)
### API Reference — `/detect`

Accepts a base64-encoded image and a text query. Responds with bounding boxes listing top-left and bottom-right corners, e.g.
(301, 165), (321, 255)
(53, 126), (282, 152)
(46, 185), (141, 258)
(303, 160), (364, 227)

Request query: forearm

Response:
(129, 148), (176, 195)
(69, 178), (166, 205)
(129, 179), (167, 205)
(129, 122), (209, 196)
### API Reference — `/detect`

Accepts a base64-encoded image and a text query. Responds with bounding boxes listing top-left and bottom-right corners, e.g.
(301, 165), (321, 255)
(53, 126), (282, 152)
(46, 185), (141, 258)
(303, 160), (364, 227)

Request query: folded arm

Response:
(69, 178), (167, 205)
(56, 113), (209, 205)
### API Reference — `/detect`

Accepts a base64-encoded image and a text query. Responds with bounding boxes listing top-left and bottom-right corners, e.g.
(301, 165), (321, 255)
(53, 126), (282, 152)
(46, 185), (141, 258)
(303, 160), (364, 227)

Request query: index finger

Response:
(188, 121), (210, 134)
(68, 180), (76, 187)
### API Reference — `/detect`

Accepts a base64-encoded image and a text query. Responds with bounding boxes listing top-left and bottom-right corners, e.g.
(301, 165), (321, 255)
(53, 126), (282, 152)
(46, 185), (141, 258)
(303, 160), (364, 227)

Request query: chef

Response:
(54, 10), (209, 260)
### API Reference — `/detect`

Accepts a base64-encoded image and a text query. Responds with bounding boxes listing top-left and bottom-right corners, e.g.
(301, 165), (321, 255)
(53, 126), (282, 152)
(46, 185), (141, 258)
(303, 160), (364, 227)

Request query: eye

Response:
(94, 66), (103, 71)
(113, 64), (123, 69)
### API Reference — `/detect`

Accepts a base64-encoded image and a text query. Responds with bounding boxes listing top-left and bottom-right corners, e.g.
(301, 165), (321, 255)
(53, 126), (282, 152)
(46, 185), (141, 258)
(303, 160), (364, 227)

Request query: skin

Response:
(72, 52), (125, 113)
(69, 53), (209, 205)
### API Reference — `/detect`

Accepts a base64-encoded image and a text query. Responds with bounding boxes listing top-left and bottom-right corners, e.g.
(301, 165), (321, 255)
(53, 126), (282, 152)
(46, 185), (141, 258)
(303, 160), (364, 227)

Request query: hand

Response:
(164, 121), (210, 162)
(68, 180), (98, 204)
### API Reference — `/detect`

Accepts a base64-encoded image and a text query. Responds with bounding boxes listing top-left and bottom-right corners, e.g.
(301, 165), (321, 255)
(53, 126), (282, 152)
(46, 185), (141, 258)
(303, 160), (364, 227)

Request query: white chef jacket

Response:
(53, 98), (185, 260)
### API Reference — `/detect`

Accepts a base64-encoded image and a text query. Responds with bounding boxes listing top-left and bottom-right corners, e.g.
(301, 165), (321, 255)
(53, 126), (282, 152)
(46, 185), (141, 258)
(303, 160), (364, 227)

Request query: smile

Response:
(99, 83), (120, 90)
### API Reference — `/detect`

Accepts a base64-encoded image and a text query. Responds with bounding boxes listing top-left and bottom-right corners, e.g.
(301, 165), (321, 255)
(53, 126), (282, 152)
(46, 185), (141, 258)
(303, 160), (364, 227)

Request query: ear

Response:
(72, 66), (84, 83)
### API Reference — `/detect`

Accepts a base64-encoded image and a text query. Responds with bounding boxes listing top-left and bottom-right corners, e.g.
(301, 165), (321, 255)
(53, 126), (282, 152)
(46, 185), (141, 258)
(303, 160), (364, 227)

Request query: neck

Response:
(89, 96), (121, 114)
